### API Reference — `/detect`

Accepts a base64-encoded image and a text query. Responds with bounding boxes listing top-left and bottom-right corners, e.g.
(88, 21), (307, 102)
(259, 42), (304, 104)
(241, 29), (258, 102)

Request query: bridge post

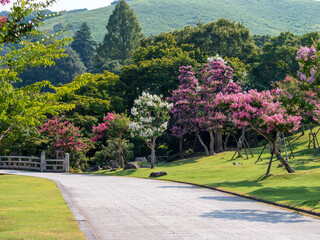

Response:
(40, 151), (45, 172)
(65, 153), (69, 173)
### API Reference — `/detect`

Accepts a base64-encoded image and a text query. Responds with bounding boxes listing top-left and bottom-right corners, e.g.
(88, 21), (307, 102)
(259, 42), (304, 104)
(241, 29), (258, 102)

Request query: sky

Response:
(1, 0), (115, 12)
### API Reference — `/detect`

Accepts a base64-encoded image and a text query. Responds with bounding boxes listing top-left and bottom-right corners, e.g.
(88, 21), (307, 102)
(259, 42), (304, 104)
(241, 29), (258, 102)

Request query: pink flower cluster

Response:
(296, 41), (320, 86)
(39, 117), (87, 153)
(92, 112), (130, 142)
(0, 0), (9, 5)
(215, 90), (302, 141)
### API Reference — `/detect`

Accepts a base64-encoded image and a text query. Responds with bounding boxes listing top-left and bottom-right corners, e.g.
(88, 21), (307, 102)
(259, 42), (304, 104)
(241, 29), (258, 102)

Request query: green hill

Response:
(42, 0), (320, 43)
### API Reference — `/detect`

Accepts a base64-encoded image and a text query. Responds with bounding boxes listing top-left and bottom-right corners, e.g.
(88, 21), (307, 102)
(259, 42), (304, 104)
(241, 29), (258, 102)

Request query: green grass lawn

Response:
(0, 175), (85, 240)
(93, 127), (320, 213)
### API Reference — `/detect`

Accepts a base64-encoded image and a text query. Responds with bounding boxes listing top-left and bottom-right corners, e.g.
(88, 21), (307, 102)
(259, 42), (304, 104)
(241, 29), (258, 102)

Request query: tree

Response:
(70, 22), (96, 70)
(129, 92), (172, 168)
(18, 47), (86, 87)
(252, 32), (300, 90)
(39, 117), (88, 169)
(215, 90), (301, 174)
(168, 66), (210, 156)
(92, 112), (131, 168)
(96, 0), (143, 64)
(0, 0), (89, 145)
(198, 57), (242, 154)
(57, 71), (122, 136)
(118, 35), (200, 111)
(141, 18), (259, 64)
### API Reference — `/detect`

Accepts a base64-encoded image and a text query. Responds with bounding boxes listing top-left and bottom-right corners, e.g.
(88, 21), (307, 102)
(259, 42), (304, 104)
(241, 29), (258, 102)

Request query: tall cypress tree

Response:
(97, 0), (143, 64)
(70, 22), (96, 70)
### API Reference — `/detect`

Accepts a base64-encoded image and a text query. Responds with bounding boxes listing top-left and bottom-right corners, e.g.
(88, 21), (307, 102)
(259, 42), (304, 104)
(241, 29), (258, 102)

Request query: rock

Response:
(92, 165), (101, 171)
(124, 162), (140, 170)
(102, 165), (111, 170)
(277, 164), (283, 168)
(135, 157), (147, 162)
(233, 162), (243, 165)
(149, 171), (167, 177)
(147, 154), (158, 163)
(108, 160), (119, 169)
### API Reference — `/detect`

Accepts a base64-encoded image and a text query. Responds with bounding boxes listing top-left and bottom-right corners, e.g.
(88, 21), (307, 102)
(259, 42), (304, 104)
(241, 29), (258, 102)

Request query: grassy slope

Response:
(93, 127), (320, 213)
(0, 175), (85, 240)
(41, 0), (320, 43)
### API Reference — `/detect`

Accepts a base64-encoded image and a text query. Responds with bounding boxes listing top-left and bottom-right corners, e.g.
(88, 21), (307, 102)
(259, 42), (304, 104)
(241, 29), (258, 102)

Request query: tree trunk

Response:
(224, 131), (231, 150)
(209, 130), (215, 155)
(179, 138), (184, 159)
(253, 131), (258, 147)
(118, 136), (124, 168)
(214, 129), (223, 153)
(151, 136), (156, 169)
(301, 123), (305, 136)
(271, 141), (295, 173)
(195, 132), (209, 156)
(237, 126), (246, 158)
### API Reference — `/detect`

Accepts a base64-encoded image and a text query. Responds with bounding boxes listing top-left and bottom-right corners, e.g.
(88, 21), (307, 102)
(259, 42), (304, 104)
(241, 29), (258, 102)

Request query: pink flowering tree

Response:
(92, 112), (130, 168)
(296, 41), (320, 88)
(198, 57), (242, 154)
(216, 90), (301, 174)
(274, 76), (320, 131)
(39, 117), (88, 169)
(168, 66), (210, 155)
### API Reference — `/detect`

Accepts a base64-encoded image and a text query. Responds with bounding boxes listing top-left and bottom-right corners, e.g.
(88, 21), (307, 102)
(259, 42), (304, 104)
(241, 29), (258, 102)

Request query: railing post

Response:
(40, 151), (45, 172)
(64, 153), (69, 173)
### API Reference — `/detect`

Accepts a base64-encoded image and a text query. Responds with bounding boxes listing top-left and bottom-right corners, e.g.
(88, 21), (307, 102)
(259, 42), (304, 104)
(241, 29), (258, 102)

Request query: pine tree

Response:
(97, 0), (143, 64)
(70, 22), (96, 70)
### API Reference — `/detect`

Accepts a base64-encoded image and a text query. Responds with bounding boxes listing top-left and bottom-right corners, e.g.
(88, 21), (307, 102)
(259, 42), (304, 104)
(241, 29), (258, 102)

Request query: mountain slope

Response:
(41, 0), (320, 43)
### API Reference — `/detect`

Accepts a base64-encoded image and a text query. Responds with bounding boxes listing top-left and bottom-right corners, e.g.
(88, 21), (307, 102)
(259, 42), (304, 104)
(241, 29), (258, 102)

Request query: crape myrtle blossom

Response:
(130, 92), (172, 168)
(92, 112), (130, 168)
(273, 76), (320, 124)
(215, 89), (301, 173)
(39, 117), (88, 169)
(296, 40), (320, 88)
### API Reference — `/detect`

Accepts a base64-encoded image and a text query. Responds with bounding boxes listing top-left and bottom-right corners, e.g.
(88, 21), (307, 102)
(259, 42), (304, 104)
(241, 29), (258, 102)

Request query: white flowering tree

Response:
(129, 92), (172, 168)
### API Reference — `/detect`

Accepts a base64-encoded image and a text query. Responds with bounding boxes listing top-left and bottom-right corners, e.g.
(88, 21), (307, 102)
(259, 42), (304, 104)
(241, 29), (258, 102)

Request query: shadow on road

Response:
(200, 209), (309, 223)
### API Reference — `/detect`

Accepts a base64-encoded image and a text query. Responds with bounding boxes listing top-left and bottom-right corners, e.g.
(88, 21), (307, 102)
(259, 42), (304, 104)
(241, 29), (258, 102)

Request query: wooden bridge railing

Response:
(0, 151), (69, 172)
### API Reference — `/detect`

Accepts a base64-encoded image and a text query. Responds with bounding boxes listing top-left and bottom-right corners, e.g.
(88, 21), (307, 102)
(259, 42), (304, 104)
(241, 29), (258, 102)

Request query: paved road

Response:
(1, 170), (320, 240)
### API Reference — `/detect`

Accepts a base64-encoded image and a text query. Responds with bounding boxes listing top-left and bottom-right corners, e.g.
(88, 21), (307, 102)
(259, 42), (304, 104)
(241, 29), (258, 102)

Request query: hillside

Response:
(40, 0), (320, 43)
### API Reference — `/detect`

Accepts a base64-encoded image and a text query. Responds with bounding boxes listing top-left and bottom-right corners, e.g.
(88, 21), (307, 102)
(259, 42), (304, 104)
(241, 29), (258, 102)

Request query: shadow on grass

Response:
(200, 209), (309, 223)
(249, 186), (320, 210)
(159, 155), (205, 168)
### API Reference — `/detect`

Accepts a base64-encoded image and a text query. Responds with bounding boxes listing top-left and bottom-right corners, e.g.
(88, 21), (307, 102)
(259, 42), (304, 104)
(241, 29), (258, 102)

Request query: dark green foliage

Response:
(118, 35), (200, 110)
(96, 0), (143, 64)
(18, 48), (86, 87)
(70, 22), (96, 70)
(142, 19), (259, 64)
(252, 32), (300, 90)
(253, 35), (271, 48)
(300, 32), (320, 47)
(91, 57), (122, 75)
(58, 71), (122, 137)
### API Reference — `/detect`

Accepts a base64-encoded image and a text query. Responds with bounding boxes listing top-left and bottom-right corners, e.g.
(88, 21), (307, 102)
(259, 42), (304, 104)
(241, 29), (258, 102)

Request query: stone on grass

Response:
(124, 162), (140, 170)
(149, 171), (167, 177)
(135, 157), (147, 162)
(233, 162), (243, 165)
(108, 160), (119, 169)
(92, 165), (101, 171)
